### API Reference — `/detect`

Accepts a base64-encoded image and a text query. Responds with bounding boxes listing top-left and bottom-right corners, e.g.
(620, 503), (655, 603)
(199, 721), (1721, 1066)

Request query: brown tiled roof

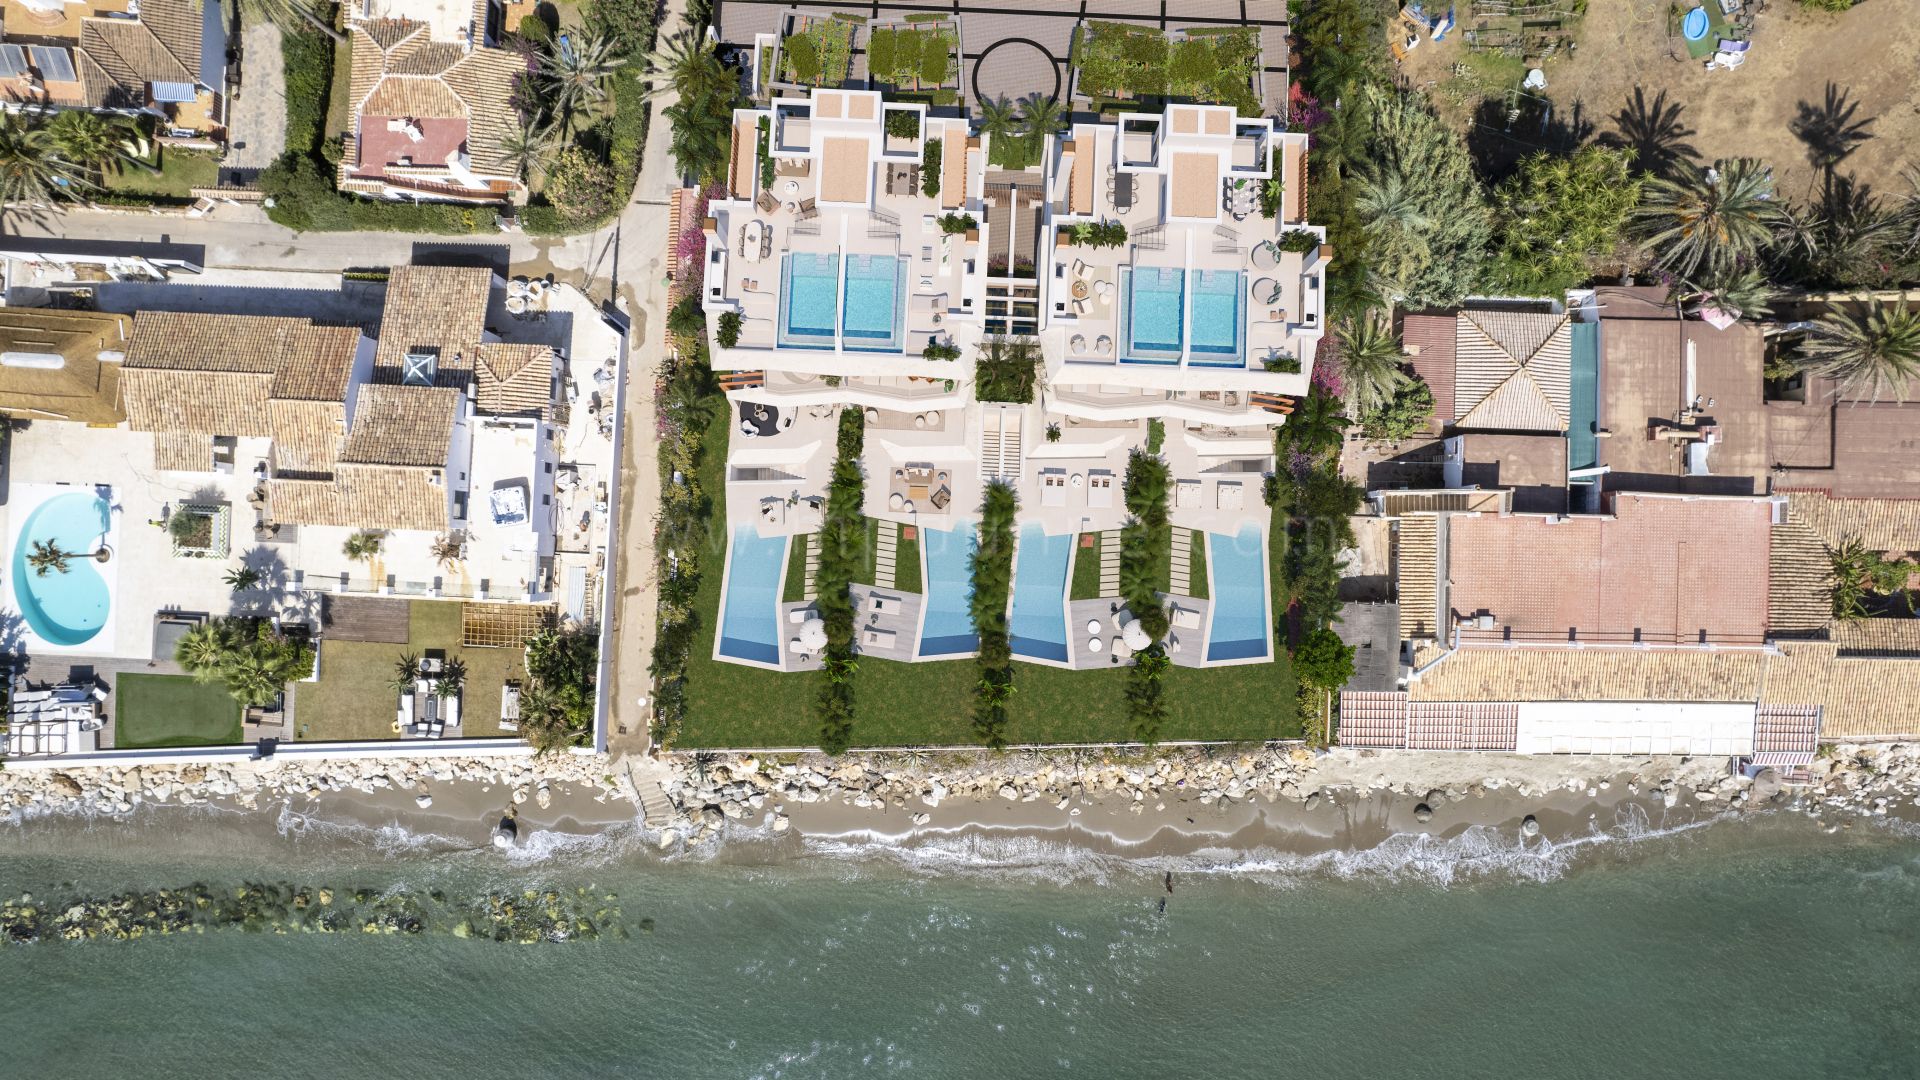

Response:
(475, 343), (558, 418)
(341, 384), (459, 467)
(1591, 285), (1679, 320)
(1762, 642), (1920, 739)
(123, 313), (353, 436)
(1830, 620), (1920, 657)
(269, 325), (363, 401)
(269, 399), (346, 478)
(1784, 490), (1920, 552)
(153, 431), (214, 472)
(77, 0), (202, 110)
(1400, 314), (1456, 423)
(372, 265), (493, 384)
(1337, 691), (1410, 747)
(270, 465), (449, 532)
(1445, 493), (1774, 646)
(1453, 311), (1571, 432)
(0, 308), (130, 424)
(1406, 701), (1519, 751)
(1377, 490), (1508, 516)
(1409, 647), (1768, 702)
(1768, 506), (1833, 636)
(122, 367), (272, 437)
(347, 21), (525, 182)
(1395, 515), (1439, 642)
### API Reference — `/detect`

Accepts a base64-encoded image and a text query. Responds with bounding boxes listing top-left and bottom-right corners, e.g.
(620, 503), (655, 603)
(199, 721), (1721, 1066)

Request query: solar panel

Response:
(31, 46), (75, 84)
(0, 45), (28, 79)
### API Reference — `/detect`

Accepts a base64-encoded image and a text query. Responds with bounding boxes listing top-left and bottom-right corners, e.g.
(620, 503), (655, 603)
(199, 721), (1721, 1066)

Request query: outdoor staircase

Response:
(1098, 529), (1121, 596)
(874, 522), (898, 589)
(1170, 529), (1192, 595)
(621, 758), (677, 828)
(801, 534), (819, 601)
(978, 406), (1024, 482)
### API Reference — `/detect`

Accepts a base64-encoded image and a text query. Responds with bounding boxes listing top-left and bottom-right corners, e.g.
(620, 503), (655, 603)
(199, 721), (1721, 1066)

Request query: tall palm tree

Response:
(26, 540), (74, 577)
(1795, 299), (1920, 403)
(0, 111), (86, 220)
(1635, 158), (1784, 279)
(1017, 93), (1065, 143)
(242, 0), (344, 43)
(976, 95), (1018, 150)
(542, 33), (627, 131)
(47, 111), (139, 182)
(175, 621), (241, 682)
(497, 116), (561, 184)
(1334, 313), (1412, 416)
(639, 28), (732, 105)
(1683, 266), (1773, 324)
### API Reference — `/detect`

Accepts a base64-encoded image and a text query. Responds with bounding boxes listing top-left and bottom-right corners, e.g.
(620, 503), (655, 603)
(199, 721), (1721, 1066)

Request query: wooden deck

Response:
(320, 595), (412, 643)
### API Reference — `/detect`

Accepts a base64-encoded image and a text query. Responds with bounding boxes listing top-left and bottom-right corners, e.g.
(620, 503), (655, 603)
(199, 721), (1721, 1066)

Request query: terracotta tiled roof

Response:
(1405, 701), (1519, 751)
(475, 342), (559, 419)
(0, 308), (130, 425)
(1783, 489), (1920, 553)
(269, 325), (363, 401)
(1768, 507), (1833, 636)
(1409, 648), (1768, 703)
(340, 384), (459, 468)
(1761, 642), (1920, 739)
(269, 399), (346, 478)
(363, 76), (467, 119)
(1395, 515), (1439, 642)
(347, 21), (525, 184)
(123, 313), (354, 437)
(1337, 691), (1410, 747)
(1453, 311), (1571, 432)
(1445, 493), (1773, 646)
(76, 0), (203, 110)
(270, 465), (449, 532)
(1400, 314), (1456, 423)
(1830, 620), (1920, 657)
(153, 431), (214, 472)
(372, 265), (493, 384)
(122, 367), (272, 437)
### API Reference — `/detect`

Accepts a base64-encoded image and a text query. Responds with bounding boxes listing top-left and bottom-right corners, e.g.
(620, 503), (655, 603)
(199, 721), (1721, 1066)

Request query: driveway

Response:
(224, 19), (289, 181)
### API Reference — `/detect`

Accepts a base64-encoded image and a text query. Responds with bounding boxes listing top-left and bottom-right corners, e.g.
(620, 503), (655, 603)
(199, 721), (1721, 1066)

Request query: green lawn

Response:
(860, 519), (880, 585)
(114, 673), (243, 749)
(1189, 529), (1210, 600)
(102, 150), (220, 199)
(325, 36), (354, 139)
(895, 526), (922, 593)
(293, 601), (526, 742)
(1070, 533), (1103, 600)
(678, 407), (1299, 748)
(782, 534), (810, 603)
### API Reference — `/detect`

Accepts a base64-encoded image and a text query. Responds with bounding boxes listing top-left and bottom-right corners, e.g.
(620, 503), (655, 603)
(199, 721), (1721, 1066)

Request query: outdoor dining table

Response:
(1072, 280), (1091, 300)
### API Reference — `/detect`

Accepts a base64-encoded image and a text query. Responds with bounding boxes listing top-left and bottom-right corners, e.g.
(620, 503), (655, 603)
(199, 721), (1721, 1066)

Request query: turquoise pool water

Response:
(842, 254), (905, 352)
(917, 525), (978, 657)
(777, 253), (838, 348)
(11, 490), (112, 647)
(1009, 525), (1071, 663)
(717, 526), (787, 665)
(1189, 269), (1244, 364)
(1120, 265), (1184, 363)
(1205, 523), (1269, 662)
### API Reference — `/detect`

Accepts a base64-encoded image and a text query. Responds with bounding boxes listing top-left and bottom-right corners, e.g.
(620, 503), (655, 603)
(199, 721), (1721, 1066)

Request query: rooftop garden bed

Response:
(865, 21), (959, 95)
(779, 13), (862, 88)
(1073, 22), (1262, 114)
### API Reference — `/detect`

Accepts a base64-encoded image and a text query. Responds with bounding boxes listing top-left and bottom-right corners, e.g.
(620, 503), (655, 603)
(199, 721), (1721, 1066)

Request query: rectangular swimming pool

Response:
(1008, 525), (1071, 663)
(717, 526), (788, 665)
(1188, 269), (1244, 365)
(1205, 523), (1270, 662)
(917, 525), (978, 657)
(778, 252), (839, 349)
(842, 254), (906, 352)
(1120, 265), (1184, 363)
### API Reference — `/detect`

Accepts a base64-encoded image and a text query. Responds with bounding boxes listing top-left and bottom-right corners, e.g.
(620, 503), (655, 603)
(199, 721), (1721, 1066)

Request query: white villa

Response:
(702, 91), (1327, 676)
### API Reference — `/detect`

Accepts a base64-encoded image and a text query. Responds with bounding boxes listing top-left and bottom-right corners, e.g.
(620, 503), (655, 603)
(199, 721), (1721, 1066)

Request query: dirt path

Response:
(1400, 1), (1920, 197)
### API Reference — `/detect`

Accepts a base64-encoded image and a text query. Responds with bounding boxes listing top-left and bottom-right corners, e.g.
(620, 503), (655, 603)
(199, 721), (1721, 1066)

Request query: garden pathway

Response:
(1098, 529), (1120, 595)
(1170, 528), (1191, 595)
(223, 20), (288, 181)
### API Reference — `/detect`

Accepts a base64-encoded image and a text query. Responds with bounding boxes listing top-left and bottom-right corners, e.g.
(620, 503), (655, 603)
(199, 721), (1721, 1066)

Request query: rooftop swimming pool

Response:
(842, 254), (906, 352)
(778, 253), (839, 349)
(717, 526), (788, 665)
(8, 487), (115, 650)
(1205, 523), (1270, 662)
(1120, 266), (1184, 363)
(1008, 526), (1071, 663)
(917, 525), (978, 657)
(1188, 269), (1244, 366)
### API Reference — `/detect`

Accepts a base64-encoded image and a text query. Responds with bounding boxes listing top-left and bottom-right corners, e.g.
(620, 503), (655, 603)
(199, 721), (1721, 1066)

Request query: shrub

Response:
(813, 408), (868, 751)
(517, 13), (553, 42)
(716, 310), (742, 348)
(1121, 448), (1172, 643)
(667, 293), (707, 342)
(1278, 228), (1320, 254)
(867, 27), (897, 79)
(922, 338), (961, 361)
(544, 147), (620, 225)
(1293, 627), (1356, 690)
(885, 108), (919, 140)
(1357, 379), (1434, 442)
(938, 212), (975, 234)
(891, 28), (923, 77)
(970, 482), (1017, 749)
(974, 336), (1040, 403)
(783, 34), (820, 82)
(918, 41), (949, 85)
(280, 28), (332, 158)
(921, 138), (942, 199)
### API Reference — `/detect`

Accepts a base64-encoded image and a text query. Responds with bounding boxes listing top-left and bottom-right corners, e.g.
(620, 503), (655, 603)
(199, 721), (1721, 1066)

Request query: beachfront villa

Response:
(0, 263), (622, 756)
(702, 90), (1317, 676)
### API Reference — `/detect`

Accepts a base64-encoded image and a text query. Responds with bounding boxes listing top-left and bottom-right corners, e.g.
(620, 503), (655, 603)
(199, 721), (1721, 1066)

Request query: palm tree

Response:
(26, 540), (75, 577)
(389, 653), (422, 695)
(1600, 87), (1699, 180)
(1635, 158), (1784, 279)
(1276, 390), (1349, 463)
(223, 653), (284, 707)
(664, 93), (734, 185)
(342, 530), (383, 563)
(224, 566), (263, 593)
(1683, 266), (1773, 324)
(976, 95), (1018, 150)
(542, 33), (627, 131)
(639, 28), (732, 105)
(47, 111), (139, 182)
(175, 620), (241, 682)
(1795, 299), (1920, 403)
(1017, 93), (1065, 143)
(431, 656), (468, 699)
(242, 0), (344, 42)
(1334, 313), (1412, 416)
(497, 116), (561, 185)
(0, 112), (86, 219)
(431, 534), (464, 569)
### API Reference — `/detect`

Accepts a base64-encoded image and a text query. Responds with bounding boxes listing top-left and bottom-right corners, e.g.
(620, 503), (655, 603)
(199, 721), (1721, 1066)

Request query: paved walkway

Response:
(224, 19), (288, 180)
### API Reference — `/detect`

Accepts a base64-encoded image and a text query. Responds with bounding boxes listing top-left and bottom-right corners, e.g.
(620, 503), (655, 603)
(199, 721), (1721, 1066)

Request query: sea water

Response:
(2, 806), (1917, 1078)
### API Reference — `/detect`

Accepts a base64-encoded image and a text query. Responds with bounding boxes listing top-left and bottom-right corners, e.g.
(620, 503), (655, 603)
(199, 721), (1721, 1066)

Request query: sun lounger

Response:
(788, 607), (811, 624)
(869, 595), (902, 615)
(861, 628), (896, 649)
(1172, 606), (1203, 630)
(500, 681), (521, 732)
